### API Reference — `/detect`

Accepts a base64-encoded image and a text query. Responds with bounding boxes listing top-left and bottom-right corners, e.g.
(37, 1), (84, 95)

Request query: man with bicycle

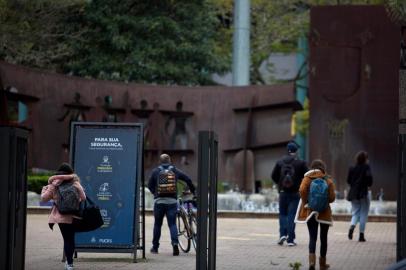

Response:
(148, 153), (195, 256)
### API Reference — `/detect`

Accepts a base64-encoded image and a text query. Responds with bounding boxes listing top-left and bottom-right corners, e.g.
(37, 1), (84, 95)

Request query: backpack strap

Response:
(322, 175), (329, 181)
(158, 165), (174, 171)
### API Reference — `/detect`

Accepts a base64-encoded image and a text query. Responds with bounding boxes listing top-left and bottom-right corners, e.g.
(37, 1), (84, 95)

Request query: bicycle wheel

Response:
(177, 211), (191, 253)
(190, 215), (197, 251)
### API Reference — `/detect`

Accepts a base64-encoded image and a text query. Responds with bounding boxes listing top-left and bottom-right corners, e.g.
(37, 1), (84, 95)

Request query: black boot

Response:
(359, 233), (366, 242)
(348, 225), (355, 240)
(173, 245), (180, 256)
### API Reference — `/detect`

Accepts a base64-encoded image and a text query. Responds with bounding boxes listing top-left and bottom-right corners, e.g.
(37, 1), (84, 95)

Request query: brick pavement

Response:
(26, 214), (396, 270)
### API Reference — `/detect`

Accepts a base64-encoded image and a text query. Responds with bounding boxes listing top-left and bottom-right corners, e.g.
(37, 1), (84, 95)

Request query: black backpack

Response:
(157, 165), (177, 197)
(280, 159), (295, 190)
(56, 181), (81, 215)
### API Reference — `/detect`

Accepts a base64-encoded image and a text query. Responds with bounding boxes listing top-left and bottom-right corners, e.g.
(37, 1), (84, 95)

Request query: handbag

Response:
(72, 196), (104, 232)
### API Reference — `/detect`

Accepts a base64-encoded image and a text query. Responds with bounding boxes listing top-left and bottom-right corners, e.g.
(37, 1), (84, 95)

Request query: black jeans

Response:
(307, 216), (329, 257)
(58, 223), (75, 265)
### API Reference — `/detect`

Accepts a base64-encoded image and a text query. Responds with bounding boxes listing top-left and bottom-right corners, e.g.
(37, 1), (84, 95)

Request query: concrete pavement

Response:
(25, 214), (396, 270)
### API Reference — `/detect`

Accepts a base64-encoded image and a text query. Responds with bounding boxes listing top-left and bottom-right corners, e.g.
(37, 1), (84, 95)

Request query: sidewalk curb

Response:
(27, 207), (396, 222)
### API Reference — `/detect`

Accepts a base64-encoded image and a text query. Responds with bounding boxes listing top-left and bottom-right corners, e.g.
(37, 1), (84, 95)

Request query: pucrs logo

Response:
(99, 238), (113, 244)
(91, 237), (96, 243)
(102, 155), (109, 164)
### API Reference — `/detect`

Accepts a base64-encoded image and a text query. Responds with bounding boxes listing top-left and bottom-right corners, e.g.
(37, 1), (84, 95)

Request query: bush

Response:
(262, 179), (275, 189)
(28, 174), (51, 194)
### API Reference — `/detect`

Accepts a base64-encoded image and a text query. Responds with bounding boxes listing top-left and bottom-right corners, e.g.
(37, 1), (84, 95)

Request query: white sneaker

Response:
(65, 262), (74, 270)
(287, 241), (297, 246)
(277, 236), (287, 245)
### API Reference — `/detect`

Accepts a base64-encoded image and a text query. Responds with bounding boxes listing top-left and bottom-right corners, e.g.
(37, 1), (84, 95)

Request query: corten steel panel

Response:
(0, 61), (298, 187)
(309, 6), (400, 199)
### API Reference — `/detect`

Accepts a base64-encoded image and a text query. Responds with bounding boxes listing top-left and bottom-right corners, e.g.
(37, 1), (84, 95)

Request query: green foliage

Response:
(295, 97), (309, 136)
(0, 0), (229, 85)
(289, 261), (302, 270)
(261, 179), (275, 189)
(177, 180), (187, 196)
(217, 180), (232, 193)
(213, 0), (385, 84)
(66, 0), (229, 85)
(0, 0), (388, 85)
(28, 173), (51, 194)
(0, 0), (86, 70)
(386, 0), (406, 24)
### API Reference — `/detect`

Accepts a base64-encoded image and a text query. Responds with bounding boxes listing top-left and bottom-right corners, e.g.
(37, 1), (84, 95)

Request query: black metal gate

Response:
(0, 126), (29, 270)
(398, 66), (406, 261)
(398, 134), (406, 261)
(196, 131), (218, 270)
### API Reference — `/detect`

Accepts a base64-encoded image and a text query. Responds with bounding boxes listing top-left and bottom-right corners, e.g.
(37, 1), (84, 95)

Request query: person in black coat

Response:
(346, 150), (373, 242)
(271, 141), (308, 246)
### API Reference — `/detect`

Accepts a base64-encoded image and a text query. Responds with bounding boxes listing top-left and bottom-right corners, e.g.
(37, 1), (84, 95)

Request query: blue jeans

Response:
(279, 192), (300, 242)
(152, 203), (178, 249)
(351, 197), (370, 233)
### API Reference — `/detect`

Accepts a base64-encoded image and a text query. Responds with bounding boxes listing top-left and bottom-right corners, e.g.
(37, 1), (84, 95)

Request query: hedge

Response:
(28, 174), (50, 194)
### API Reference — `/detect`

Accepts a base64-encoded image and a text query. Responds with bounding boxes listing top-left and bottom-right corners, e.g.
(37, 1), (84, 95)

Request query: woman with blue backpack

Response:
(295, 159), (336, 270)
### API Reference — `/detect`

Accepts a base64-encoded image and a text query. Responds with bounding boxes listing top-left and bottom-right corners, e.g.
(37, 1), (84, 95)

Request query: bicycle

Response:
(177, 193), (197, 253)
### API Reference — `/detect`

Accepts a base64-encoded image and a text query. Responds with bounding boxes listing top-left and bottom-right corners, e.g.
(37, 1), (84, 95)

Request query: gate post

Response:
(196, 131), (218, 270)
(399, 67), (406, 260)
(398, 134), (406, 261)
(0, 126), (29, 270)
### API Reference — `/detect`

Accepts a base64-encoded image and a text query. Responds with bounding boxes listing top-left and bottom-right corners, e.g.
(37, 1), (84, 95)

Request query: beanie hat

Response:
(287, 141), (299, 153)
(56, 163), (74, 175)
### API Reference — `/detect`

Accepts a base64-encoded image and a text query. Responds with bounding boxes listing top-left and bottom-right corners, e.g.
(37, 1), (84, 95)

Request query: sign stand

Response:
(68, 122), (145, 262)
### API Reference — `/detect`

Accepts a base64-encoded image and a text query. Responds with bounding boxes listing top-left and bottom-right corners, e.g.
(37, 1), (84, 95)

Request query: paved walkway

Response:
(26, 214), (396, 270)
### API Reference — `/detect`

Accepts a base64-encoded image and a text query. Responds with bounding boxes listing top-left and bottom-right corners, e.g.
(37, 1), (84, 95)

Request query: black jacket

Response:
(271, 154), (308, 193)
(148, 163), (195, 199)
(347, 163), (373, 201)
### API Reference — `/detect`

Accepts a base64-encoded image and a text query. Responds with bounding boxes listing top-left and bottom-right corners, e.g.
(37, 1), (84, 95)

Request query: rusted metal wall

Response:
(309, 5), (400, 200)
(0, 61), (298, 189)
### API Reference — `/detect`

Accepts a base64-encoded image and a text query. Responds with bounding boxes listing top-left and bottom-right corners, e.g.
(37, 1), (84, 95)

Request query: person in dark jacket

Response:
(347, 150), (373, 242)
(271, 141), (308, 246)
(148, 153), (195, 255)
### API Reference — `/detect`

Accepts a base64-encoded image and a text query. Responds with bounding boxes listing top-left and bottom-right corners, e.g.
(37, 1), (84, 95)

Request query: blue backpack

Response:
(308, 177), (329, 212)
